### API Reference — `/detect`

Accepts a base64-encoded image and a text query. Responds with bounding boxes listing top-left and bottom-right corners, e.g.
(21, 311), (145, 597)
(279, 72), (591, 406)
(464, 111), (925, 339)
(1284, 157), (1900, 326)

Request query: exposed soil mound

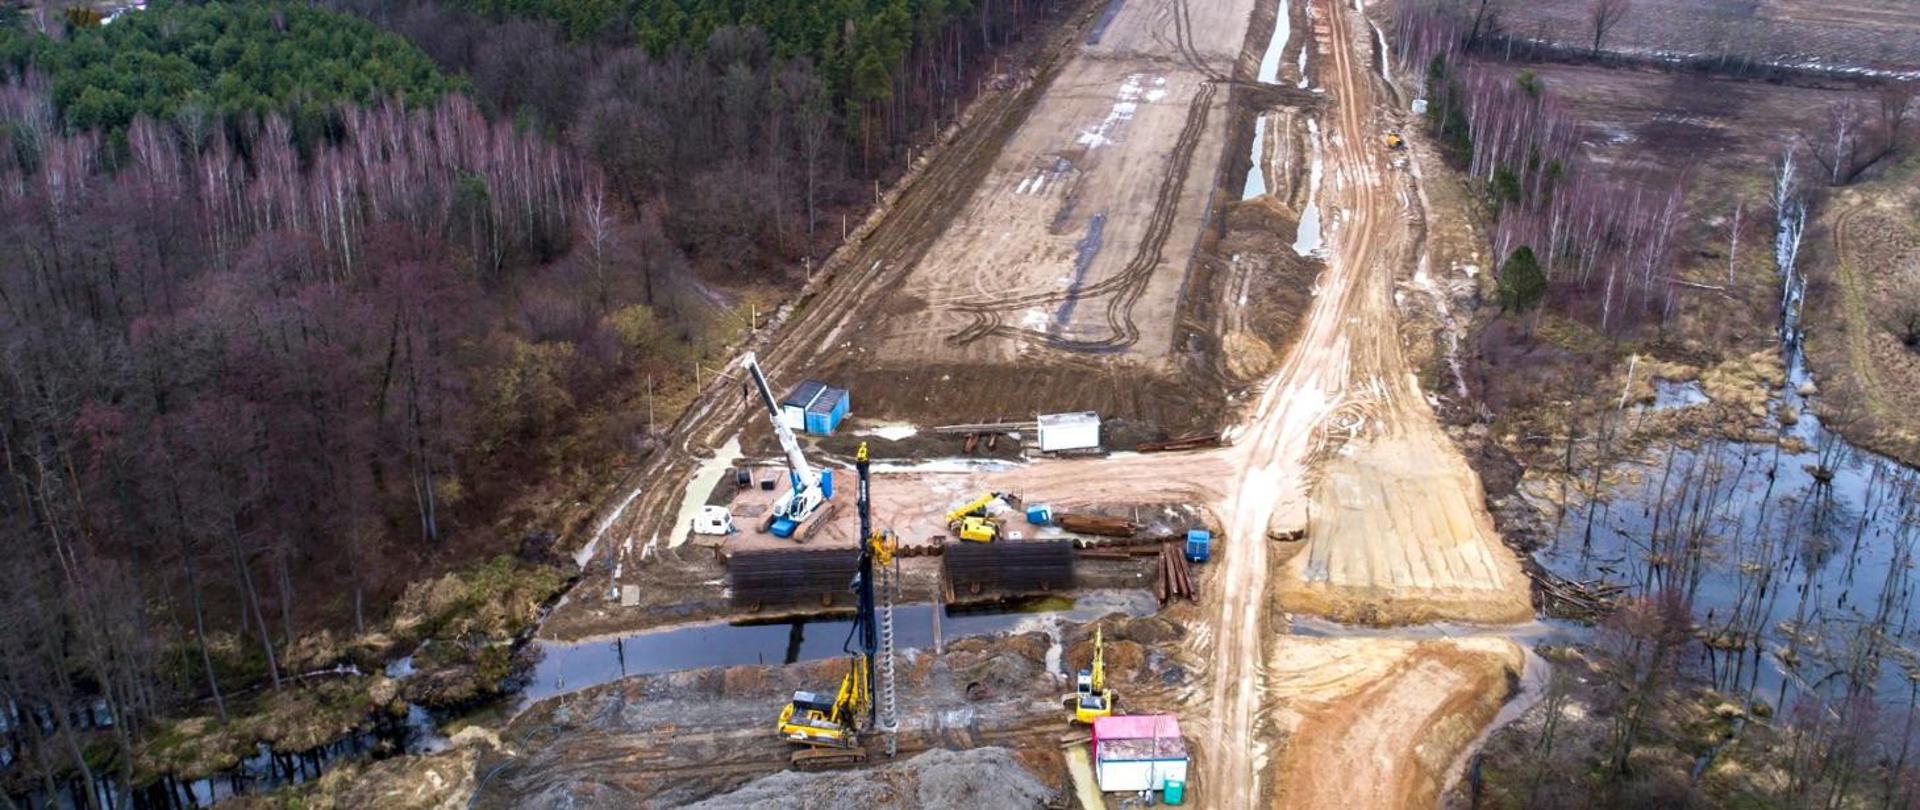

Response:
(682, 746), (1053, 810)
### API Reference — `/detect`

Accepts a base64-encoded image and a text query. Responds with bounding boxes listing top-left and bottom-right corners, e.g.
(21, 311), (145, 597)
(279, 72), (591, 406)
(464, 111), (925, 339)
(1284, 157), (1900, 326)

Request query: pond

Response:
(1538, 176), (1920, 708)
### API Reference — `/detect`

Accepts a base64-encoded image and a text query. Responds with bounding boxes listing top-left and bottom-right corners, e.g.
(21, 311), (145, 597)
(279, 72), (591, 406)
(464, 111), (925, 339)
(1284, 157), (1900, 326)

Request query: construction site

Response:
(461, 0), (1557, 806)
(9, 0), (1920, 806)
(319, 0), (1920, 806)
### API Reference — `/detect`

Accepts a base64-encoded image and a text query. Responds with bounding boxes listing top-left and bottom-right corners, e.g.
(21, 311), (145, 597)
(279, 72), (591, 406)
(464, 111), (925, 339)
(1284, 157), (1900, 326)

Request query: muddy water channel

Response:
(83, 590), (1152, 808)
(1539, 181), (1920, 709)
(518, 590), (1156, 708)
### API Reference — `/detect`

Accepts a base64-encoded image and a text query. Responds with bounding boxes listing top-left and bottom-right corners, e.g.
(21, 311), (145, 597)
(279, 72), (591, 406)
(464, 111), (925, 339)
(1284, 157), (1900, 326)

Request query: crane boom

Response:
(739, 352), (817, 489)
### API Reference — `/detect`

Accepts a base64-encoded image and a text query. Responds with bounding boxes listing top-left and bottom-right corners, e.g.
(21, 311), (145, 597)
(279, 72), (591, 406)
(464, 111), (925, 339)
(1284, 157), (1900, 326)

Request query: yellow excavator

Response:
(1068, 628), (1115, 724)
(946, 491), (1015, 543)
(776, 443), (899, 769)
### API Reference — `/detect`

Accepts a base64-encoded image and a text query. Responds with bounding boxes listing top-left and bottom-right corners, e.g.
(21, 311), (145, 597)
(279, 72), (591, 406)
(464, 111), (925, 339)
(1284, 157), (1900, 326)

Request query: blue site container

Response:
(804, 387), (849, 435)
(1026, 504), (1054, 525)
(1163, 779), (1186, 805)
(1184, 529), (1211, 563)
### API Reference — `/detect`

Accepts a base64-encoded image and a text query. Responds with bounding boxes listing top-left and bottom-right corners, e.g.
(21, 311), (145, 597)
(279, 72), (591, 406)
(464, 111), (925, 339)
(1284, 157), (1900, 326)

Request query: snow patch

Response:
(1371, 20), (1390, 83)
(1297, 39), (1311, 88)
(1077, 74), (1156, 150)
(858, 423), (920, 441)
(576, 483), (643, 569)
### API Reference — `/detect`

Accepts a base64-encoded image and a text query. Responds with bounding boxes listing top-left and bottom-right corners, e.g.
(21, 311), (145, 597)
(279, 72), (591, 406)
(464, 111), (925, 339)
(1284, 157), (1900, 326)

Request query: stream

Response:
(517, 590), (1157, 709)
(33, 590), (1155, 808)
(1536, 160), (1920, 708)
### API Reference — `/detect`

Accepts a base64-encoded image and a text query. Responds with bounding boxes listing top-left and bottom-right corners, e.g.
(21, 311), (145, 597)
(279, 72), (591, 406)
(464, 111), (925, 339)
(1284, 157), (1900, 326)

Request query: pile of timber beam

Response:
(932, 421), (1037, 435)
(1156, 543), (1196, 603)
(1055, 513), (1139, 538)
(1138, 432), (1225, 453)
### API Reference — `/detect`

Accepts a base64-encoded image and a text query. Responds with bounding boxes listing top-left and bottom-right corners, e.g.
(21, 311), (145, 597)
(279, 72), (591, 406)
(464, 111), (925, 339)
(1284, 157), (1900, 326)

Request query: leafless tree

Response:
(1879, 80), (1918, 152)
(1588, 0), (1632, 55)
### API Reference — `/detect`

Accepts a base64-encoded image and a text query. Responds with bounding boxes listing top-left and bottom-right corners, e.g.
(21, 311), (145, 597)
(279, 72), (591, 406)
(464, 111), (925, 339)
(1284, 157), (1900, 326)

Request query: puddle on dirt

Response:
(1243, 113), (1269, 200)
(1292, 119), (1324, 256)
(1258, 0), (1293, 84)
(518, 590), (1156, 708)
(1055, 214), (1107, 331)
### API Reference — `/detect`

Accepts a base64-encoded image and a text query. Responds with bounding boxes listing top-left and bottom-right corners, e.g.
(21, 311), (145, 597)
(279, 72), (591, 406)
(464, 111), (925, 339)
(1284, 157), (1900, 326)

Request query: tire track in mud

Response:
(948, 79), (1218, 352)
(570, 28), (1078, 582)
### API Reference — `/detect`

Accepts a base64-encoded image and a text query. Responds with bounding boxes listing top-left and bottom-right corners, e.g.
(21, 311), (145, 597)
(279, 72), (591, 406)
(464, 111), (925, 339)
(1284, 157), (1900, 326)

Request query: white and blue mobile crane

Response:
(740, 351), (834, 540)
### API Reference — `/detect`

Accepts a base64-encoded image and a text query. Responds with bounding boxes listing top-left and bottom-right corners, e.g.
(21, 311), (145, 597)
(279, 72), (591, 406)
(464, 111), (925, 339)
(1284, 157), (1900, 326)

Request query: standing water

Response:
(1539, 152), (1920, 707)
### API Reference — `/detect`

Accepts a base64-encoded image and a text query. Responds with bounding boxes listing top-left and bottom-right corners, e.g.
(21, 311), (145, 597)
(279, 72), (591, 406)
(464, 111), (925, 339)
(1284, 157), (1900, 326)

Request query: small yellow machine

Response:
(946, 492), (1013, 543)
(1384, 131), (1406, 150)
(1068, 628), (1115, 724)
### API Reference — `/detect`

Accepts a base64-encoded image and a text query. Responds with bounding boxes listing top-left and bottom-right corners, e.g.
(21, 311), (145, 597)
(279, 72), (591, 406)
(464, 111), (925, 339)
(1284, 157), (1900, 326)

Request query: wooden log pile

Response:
(1530, 564), (1624, 619)
(1156, 542), (1196, 603)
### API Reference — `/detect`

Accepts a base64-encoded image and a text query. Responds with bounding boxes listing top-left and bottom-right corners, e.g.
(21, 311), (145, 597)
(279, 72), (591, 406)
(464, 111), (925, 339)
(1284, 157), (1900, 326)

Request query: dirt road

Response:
(1193, 0), (1529, 804)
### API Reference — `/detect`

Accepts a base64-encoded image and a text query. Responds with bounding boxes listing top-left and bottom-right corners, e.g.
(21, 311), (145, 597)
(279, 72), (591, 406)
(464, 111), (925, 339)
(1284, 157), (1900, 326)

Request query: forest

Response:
(0, 0), (1055, 801)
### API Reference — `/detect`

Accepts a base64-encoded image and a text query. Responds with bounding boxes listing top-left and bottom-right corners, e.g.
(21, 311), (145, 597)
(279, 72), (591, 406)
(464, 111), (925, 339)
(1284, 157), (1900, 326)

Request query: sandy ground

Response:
(715, 460), (1225, 554)
(1265, 637), (1525, 809)
(858, 0), (1257, 364)
(1261, 0), (1529, 629)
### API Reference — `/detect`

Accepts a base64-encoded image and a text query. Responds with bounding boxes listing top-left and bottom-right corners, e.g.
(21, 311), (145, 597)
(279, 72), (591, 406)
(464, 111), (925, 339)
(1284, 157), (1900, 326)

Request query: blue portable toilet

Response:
(1184, 529), (1211, 563)
(1026, 504), (1054, 525)
(804, 387), (849, 436)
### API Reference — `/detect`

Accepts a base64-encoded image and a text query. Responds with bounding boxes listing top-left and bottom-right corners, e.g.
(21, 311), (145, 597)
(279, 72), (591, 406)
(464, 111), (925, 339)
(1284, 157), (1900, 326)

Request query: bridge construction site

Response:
(489, 0), (1538, 807)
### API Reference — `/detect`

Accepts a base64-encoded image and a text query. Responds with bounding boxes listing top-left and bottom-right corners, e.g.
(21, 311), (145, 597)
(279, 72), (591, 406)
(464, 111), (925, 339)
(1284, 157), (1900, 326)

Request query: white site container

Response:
(1094, 756), (1189, 793)
(1037, 411), (1101, 452)
(1092, 715), (1189, 793)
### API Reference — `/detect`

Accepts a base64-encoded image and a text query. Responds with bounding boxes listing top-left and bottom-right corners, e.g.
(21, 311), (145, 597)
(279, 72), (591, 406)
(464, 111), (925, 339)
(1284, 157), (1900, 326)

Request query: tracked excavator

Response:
(1067, 627), (1115, 724)
(776, 442), (901, 769)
